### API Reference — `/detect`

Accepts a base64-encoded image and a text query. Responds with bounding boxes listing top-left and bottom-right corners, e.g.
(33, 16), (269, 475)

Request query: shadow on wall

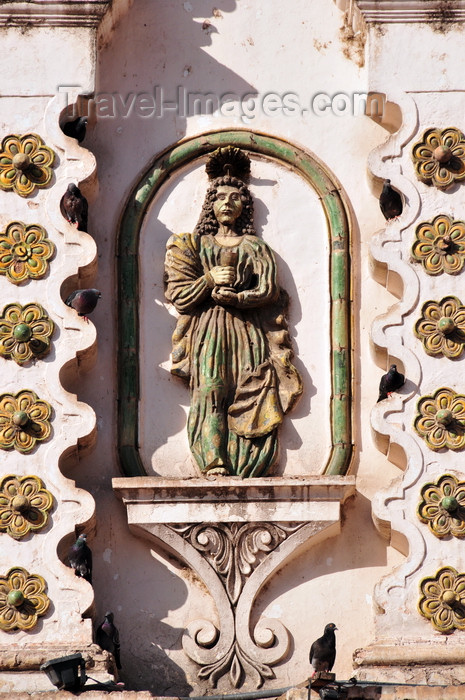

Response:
(92, 0), (256, 157)
(255, 491), (397, 680)
(93, 505), (194, 695)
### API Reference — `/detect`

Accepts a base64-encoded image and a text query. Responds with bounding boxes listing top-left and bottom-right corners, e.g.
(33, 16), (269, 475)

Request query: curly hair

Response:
(194, 176), (256, 236)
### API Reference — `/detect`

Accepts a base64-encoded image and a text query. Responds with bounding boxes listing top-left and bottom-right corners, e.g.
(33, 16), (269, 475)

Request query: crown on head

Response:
(205, 146), (251, 182)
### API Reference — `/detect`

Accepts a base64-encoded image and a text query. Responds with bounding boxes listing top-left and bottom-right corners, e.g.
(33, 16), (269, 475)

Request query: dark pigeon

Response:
(65, 289), (101, 321)
(62, 116), (87, 143)
(377, 364), (405, 402)
(96, 612), (122, 669)
(68, 533), (92, 583)
(60, 183), (88, 232)
(379, 179), (403, 221)
(309, 622), (337, 675)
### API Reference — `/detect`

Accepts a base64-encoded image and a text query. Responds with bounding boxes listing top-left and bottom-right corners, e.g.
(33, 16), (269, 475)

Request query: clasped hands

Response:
(209, 265), (240, 306)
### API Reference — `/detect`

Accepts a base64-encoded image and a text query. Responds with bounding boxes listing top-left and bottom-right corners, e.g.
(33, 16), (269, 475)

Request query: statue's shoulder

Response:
(166, 231), (199, 250)
(242, 235), (273, 254)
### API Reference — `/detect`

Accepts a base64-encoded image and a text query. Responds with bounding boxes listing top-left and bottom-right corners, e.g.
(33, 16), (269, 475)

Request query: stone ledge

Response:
(354, 641), (465, 666)
(355, 0), (465, 23)
(282, 685), (465, 700)
(113, 476), (356, 523)
(354, 642), (465, 685)
(0, 1), (110, 28)
(0, 644), (118, 693)
(0, 644), (113, 673)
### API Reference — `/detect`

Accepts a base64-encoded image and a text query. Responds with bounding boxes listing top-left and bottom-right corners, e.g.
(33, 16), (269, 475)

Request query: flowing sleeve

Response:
(164, 232), (212, 313)
(236, 238), (279, 308)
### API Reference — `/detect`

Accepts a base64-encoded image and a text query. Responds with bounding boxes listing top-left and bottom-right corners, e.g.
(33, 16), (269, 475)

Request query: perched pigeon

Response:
(96, 612), (122, 669)
(68, 533), (92, 583)
(65, 289), (101, 321)
(377, 364), (405, 402)
(60, 183), (88, 232)
(309, 622), (337, 675)
(62, 116), (87, 143)
(379, 179), (403, 221)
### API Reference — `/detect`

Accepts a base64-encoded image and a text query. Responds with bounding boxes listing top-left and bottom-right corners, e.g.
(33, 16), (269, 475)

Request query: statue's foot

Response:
(205, 467), (229, 479)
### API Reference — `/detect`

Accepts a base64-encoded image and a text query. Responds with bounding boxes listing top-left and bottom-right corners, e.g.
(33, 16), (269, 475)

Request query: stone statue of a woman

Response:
(164, 147), (302, 477)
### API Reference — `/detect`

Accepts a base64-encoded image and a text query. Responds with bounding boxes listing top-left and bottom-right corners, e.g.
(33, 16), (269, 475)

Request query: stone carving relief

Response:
(0, 390), (52, 453)
(0, 567), (49, 631)
(0, 302), (54, 363)
(0, 133), (55, 197)
(411, 215), (465, 275)
(117, 130), (352, 478)
(414, 296), (465, 358)
(171, 521), (303, 687)
(418, 566), (465, 633)
(413, 388), (465, 451)
(0, 221), (55, 284)
(0, 474), (53, 539)
(164, 147), (302, 478)
(418, 474), (465, 538)
(411, 127), (465, 189)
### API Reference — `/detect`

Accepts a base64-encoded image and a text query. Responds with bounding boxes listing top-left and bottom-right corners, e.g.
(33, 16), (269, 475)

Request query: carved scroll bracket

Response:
(113, 476), (355, 688)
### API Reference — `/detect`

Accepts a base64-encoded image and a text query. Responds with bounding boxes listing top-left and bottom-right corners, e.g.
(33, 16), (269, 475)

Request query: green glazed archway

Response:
(117, 130), (353, 477)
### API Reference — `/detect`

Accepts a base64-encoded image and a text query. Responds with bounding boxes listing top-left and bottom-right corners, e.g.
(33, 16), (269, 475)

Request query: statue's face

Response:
(213, 186), (243, 225)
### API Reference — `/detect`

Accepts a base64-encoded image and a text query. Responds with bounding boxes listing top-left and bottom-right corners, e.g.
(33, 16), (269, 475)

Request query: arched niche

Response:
(116, 130), (353, 478)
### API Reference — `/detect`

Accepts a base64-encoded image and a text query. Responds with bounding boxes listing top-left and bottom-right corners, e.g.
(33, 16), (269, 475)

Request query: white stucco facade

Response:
(2, 1), (465, 697)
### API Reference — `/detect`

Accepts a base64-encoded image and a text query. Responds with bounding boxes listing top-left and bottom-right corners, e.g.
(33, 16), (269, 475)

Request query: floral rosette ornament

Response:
(418, 566), (465, 633)
(414, 388), (465, 451)
(0, 303), (54, 364)
(414, 297), (465, 358)
(418, 474), (465, 538)
(411, 215), (465, 275)
(0, 133), (55, 197)
(0, 390), (52, 453)
(0, 221), (55, 284)
(0, 567), (49, 631)
(412, 128), (465, 189)
(0, 474), (53, 539)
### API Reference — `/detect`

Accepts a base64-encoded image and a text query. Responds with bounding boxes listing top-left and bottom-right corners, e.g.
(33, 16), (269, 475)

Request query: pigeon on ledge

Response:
(68, 533), (92, 583)
(60, 183), (88, 232)
(96, 612), (122, 669)
(377, 364), (405, 402)
(62, 116), (87, 143)
(310, 622), (337, 676)
(65, 289), (101, 322)
(379, 179), (403, 221)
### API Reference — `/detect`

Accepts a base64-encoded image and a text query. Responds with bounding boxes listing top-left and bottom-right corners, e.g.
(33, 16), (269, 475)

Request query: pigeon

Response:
(62, 116), (87, 143)
(377, 364), (405, 402)
(65, 289), (101, 321)
(96, 612), (122, 669)
(68, 533), (92, 583)
(60, 183), (88, 232)
(379, 179), (403, 221)
(309, 622), (337, 675)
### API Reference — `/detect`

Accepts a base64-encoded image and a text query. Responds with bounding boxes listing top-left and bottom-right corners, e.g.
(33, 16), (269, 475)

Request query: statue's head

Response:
(195, 147), (255, 236)
(195, 175), (255, 237)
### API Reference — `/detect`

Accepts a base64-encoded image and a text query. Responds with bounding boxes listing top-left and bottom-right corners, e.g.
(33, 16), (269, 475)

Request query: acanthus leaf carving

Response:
(169, 521), (307, 688)
(172, 522), (301, 605)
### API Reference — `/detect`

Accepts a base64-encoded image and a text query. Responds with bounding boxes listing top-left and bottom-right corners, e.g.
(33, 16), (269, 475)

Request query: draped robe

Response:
(164, 232), (302, 477)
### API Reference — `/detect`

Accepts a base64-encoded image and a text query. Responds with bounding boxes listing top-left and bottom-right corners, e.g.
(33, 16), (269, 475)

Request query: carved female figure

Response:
(164, 147), (301, 477)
